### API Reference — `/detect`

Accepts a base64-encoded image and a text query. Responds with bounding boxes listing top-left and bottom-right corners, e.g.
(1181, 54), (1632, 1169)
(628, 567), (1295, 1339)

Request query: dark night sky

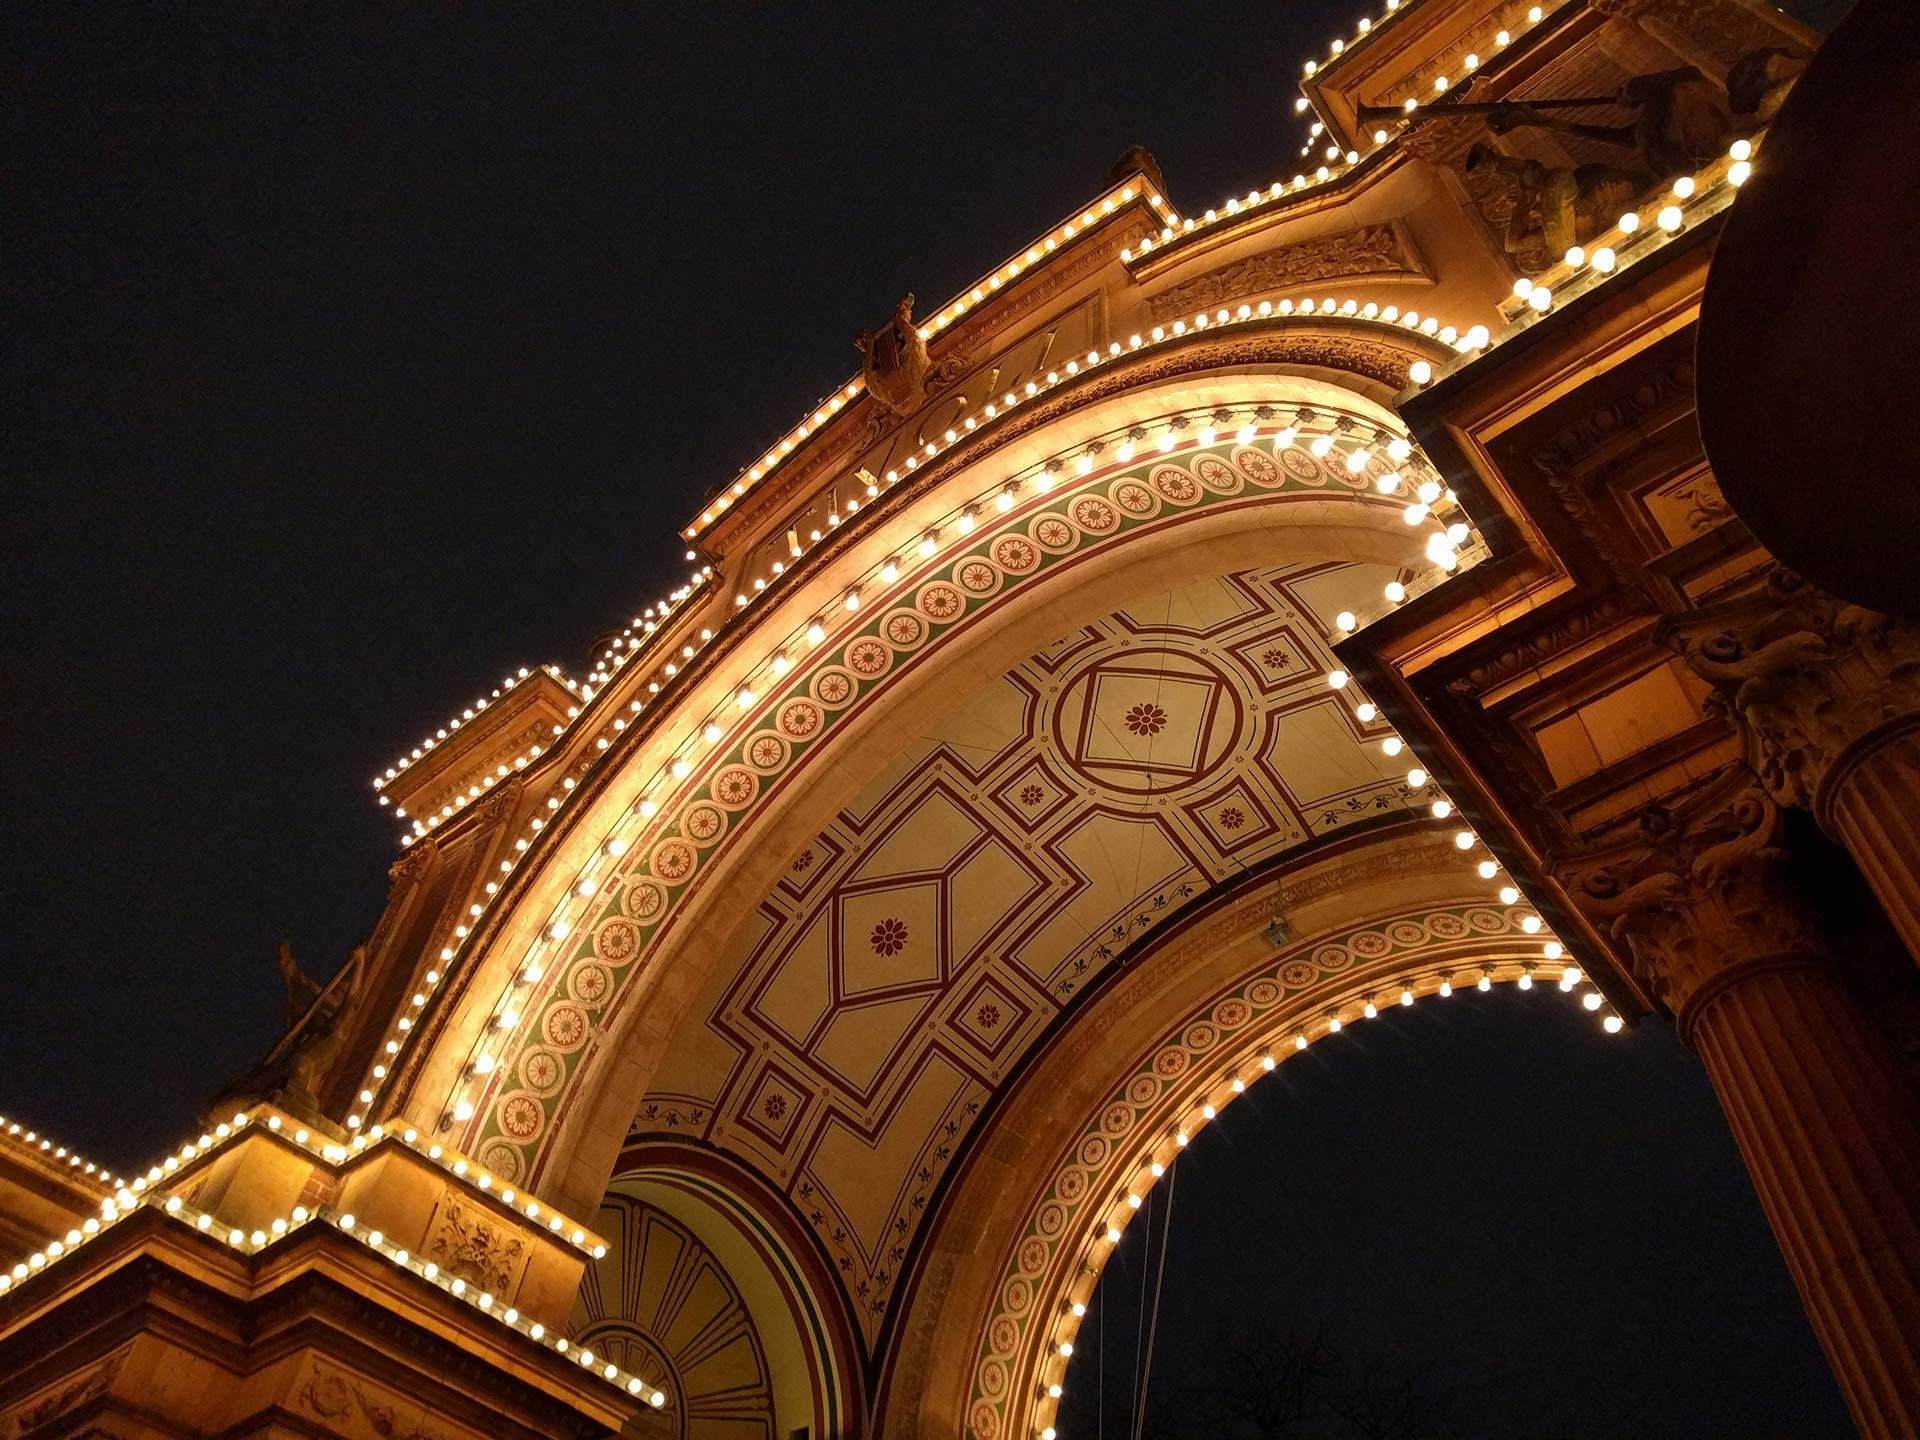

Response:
(3, 5), (1844, 1432)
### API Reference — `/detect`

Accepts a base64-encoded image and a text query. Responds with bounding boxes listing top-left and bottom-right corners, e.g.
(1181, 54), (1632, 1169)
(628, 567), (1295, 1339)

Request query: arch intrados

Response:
(391, 355), (1450, 1216)
(602, 1143), (865, 1439)
(532, 509), (1430, 1214)
(874, 828), (1556, 1440)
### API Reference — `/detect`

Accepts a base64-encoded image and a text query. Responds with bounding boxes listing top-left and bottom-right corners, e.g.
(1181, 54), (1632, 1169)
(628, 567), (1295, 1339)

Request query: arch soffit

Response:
(875, 828), (1550, 1440)
(391, 333), (1453, 1214)
(600, 1144), (867, 1440)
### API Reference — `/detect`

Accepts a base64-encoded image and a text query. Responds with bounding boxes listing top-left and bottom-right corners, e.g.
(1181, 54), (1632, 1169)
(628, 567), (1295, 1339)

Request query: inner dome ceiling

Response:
(633, 557), (1420, 1338)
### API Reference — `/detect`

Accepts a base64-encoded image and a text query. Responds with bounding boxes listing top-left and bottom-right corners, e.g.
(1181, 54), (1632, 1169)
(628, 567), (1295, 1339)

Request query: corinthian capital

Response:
(1562, 777), (1828, 1022)
(1659, 569), (1920, 814)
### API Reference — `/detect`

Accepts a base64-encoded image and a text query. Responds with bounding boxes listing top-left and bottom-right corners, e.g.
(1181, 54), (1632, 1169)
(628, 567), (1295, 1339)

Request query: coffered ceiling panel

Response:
(632, 562), (1416, 1339)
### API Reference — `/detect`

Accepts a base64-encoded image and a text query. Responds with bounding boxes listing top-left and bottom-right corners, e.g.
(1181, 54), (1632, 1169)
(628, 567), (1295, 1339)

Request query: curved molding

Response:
(611, 1141), (865, 1439)
(875, 830), (1549, 1439)
(383, 345), (1453, 1223)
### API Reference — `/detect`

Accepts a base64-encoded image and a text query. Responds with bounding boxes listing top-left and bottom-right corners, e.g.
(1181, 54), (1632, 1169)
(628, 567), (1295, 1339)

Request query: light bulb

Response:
(1327, 669), (1349, 689)
(1356, 702), (1377, 722)
(1409, 360), (1432, 384)
(1382, 736), (1402, 756)
(1603, 1015), (1623, 1033)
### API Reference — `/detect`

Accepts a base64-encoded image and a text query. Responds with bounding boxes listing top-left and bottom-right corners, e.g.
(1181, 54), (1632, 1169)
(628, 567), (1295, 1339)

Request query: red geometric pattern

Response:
(632, 563), (1411, 1342)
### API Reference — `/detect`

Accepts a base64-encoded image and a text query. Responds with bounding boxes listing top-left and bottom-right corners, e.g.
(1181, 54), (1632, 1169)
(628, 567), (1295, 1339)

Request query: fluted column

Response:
(1571, 780), (1920, 1438)
(1820, 721), (1920, 966)
(1661, 569), (1920, 968)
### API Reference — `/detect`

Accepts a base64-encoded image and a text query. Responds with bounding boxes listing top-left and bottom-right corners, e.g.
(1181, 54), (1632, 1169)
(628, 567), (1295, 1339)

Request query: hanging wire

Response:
(1131, 1155), (1180, 1440)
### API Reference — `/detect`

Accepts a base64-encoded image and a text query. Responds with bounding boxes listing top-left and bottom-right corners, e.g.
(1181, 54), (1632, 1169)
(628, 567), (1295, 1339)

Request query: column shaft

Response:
(1823, 726), (1920, 969)
(1687, 958), (1920, 1439)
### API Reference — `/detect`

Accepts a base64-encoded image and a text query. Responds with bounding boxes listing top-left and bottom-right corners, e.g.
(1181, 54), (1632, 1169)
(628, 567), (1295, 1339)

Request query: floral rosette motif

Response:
(712, 764), (759, 809)
(1195, 454), (1243, 493)
(778, 699), (822, 739)
(496, 1091), (546, 1141)
(846, 637), (892, 678)
(748, 733), (788, 773)
(884, 610), (927, 646)
(992, 534), (1040, 573)
(811, 668), (855, 707)
(1233, 445), (1283, 486)
(1030, 515), (1077, 552)
(956, 559), (1001, 596)
(595, 918), (639, 962)
(626, 879), (665, 920)
(1070, 495), (1117, 533)
(917, 582), (965, 620)
(1280, 446), (1326, 484)
(1147, 464), (1199, 503)
(683, 803), (725, 844)
(650, 839), (694, 883)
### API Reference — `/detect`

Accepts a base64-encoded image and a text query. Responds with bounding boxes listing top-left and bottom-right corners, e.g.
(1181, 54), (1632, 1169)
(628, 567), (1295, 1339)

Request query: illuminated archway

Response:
(373, 329), (1465, 1223)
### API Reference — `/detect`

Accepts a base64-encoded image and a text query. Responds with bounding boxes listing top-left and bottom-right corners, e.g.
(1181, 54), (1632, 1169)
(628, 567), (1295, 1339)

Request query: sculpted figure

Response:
(278, 940), (322, 1030)
(855, 293), (931, 418)
(1464, 146), (1646, 264)
(1725, 47), (1808, 124)
(1483, 66), (1730, 175)
(282, 945), (366, 1102)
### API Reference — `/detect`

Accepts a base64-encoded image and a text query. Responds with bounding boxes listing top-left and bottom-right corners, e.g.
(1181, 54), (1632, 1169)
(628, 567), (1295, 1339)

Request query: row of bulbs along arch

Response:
(371, 392), (1621, 1154)
(369, 285), (1477, 841)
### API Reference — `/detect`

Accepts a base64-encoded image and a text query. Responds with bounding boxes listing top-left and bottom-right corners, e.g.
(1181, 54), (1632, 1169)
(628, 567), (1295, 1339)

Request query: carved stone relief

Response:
(421, 1194), (528, 1295)
(1145, 223), (1426, 321)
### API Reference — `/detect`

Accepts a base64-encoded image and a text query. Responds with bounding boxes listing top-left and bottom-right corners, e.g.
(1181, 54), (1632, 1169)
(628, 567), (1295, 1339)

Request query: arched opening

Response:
(573, 1143), (863, 1439)
(1051, 987), (1846, 1436)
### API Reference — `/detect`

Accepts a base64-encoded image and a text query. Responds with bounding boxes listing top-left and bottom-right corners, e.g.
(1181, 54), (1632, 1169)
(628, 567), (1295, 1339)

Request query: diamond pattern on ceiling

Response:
(633, 563), (1412, 1339)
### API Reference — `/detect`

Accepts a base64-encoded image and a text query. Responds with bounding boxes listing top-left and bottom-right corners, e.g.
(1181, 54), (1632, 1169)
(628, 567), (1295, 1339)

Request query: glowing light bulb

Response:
(1477, 975), (1492, 992)
(1409, 360), (1432, 384)
(1657, 205), (1683, 231)
(1382, 736), (1402, 757)
(1454, 830), (1476, 850)
(1335, 610), (1356, 631)
(1356, 702), (1377, 722)
(1327, 669), (1349, 689)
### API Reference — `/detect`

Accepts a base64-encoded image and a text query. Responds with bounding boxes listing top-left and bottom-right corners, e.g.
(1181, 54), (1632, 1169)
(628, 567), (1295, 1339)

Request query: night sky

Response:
(4, 5), (1845, 1432)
